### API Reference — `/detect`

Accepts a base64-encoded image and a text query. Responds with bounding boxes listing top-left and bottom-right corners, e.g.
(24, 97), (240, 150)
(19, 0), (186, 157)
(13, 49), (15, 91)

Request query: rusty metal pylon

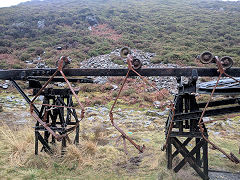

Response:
(30, 56), (85, 143)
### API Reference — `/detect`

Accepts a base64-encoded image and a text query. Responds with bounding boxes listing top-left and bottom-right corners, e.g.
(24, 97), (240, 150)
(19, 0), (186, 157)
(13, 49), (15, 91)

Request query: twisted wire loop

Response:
(30, 56), (85, 142)
(199, 57), (240, 164)
(109, 54), (174, 154)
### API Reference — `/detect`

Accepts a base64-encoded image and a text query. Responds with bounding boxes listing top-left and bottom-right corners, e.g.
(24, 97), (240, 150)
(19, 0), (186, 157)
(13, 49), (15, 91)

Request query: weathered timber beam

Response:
(27, 76), (93, 83)
(1, 68), (240, 80)
(174, 105), (240, 121)
(198, 98), (240, 108)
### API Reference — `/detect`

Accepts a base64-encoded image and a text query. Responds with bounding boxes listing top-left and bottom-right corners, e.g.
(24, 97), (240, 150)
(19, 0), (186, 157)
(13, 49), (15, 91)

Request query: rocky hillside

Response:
(0, 0), (240, 69)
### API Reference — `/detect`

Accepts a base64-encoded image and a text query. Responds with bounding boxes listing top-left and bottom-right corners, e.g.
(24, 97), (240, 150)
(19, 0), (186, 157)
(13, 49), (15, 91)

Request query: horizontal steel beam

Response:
(1, 68), (240, 80)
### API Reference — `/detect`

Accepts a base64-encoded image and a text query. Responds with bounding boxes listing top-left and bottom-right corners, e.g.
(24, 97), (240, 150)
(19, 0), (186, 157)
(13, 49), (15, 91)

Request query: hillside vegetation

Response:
(0, 0), (240, 68)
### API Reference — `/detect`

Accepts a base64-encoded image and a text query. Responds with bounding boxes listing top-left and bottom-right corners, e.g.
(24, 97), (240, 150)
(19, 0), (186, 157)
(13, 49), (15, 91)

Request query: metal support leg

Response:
(51, 134), (56, 144)
(196, 138), (201, 166)
(203, 140), (208, 176)
(35, 131), (39, 155)
(61, 137), (67, 155)
(167, 137), (172, 169)
(36, 131), (53, 154)
(74, 125), (79, 145)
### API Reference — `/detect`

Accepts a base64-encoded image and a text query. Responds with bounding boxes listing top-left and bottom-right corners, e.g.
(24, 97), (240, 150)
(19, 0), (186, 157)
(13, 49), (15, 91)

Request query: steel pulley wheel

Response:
(199, 51), (214, 64)
(56, 56), (71, 68)
(120, 47), (131, 58)
(220, 56), (233, 69)
(132, 58), (142, 70)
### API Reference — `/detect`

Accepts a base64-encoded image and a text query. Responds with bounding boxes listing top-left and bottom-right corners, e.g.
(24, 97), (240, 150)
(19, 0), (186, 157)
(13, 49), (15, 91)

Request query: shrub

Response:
(122, 89), (135, 96)
(44, 51), (55, 59)
(112, 91), (118, 97)
(110, 54), (125, 65)
(27, 47), (36, 53)
(93, 99), (102, 105)
(88, 50), (98, 57)
(20, 53), (31, 61)
(45, 58), (56, 67)
(80, 84), (100, 92)
(101, 83), (113, 92)
(142, 93), (154, 102)
(0, 39), (11, 47)
(156, 89), (170, 101)
(150, 55), (163, 64)
(12, 63), (22, 69)
(35, 47), (44, 55)
(0, 47), (12, 54)
(0, 62), (8, 69)
(113, 59), (124, 65)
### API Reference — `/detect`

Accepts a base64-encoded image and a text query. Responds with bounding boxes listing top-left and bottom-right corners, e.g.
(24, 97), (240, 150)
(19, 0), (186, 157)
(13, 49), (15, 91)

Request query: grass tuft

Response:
(0, 124), (34, 167)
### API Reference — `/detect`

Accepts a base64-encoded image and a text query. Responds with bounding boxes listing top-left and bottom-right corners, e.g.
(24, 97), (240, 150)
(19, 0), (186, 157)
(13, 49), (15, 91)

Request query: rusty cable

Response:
(109, 54), (175, 154)
(198, 57), (240, 164)
(200, 117), (231, 125)
(130, 64), (176, 151)
(131, 56), (177, 152)
(161, 104), (175, 151)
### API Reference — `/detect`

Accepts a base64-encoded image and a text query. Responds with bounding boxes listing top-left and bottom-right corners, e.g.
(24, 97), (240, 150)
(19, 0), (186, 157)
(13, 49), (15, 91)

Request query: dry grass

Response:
(142, 93), (155, 103)
(0, 123), (34, 167)
(1, 115), (237, 179)
(0, 123), (179, 179)
(61, 143), (97, 170)
(156, 89), (170, 101)
(79, 84), (101, 92)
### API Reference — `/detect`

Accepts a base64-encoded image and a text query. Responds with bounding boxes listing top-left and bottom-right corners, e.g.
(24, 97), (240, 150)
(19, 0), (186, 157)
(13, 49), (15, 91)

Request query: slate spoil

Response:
(79, 48), (178, 93)
(209, 171), (240, 180)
